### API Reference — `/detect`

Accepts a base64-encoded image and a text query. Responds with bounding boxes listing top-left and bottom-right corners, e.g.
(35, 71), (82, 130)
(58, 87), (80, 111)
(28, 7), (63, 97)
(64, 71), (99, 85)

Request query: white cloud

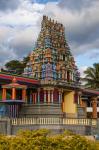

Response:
(43, 0), (99, 56)
(79, 66), (88, 78)
(0, 0), (99, 69)
(0, 1), (44, 65)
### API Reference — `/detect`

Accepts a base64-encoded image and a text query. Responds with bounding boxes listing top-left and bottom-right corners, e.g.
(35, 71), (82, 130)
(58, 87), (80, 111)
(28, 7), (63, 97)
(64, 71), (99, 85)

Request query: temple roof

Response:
(0, 72), (39, 85)
(2, 77), (27, 89)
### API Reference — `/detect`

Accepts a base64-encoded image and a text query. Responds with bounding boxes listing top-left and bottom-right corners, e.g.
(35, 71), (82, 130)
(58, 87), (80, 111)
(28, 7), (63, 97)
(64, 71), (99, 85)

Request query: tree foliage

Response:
(0, 129), (98, 150)
(22, 56), (30, 66)
(84, 63), (99, 89)
(3, 56), (30, 75)
(5, 60), (24, 75)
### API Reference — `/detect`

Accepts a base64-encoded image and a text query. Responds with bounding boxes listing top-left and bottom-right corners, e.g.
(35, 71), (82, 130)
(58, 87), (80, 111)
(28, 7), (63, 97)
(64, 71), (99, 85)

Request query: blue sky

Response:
(0, 0), (99, 76)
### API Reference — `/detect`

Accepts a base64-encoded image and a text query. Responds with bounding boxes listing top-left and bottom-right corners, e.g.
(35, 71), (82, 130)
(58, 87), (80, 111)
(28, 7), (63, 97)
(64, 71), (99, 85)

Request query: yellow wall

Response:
(63, 91), (77, 117)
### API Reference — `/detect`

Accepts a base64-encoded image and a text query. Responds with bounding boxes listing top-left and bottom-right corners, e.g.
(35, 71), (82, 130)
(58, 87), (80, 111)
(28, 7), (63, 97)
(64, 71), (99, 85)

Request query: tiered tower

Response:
(23, 16), (80, 117)
(24, 16), (80, 84)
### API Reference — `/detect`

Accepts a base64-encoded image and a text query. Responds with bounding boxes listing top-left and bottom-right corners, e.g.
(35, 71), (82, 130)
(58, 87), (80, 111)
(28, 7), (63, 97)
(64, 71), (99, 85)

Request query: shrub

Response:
(0, 130), (98, 150)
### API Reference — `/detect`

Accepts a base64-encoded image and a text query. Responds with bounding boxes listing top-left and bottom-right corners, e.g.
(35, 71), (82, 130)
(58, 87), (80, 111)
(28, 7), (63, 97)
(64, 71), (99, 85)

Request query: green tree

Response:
(22, 56), (30, 66)
(5, 60), (24, 75)
(84, 63), (99, 89)
(4, 56), (30, 75)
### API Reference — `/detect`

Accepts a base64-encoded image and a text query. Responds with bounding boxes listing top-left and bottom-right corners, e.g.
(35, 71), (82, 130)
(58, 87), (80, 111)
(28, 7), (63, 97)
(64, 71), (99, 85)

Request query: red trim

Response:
(0, 74), (39, 84)
(81, 88), (99, 95)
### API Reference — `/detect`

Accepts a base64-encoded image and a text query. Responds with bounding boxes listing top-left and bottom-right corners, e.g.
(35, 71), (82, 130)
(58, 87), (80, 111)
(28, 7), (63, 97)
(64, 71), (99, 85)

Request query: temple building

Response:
(23, 15), (81, 118)
(0, 16), (99, 135)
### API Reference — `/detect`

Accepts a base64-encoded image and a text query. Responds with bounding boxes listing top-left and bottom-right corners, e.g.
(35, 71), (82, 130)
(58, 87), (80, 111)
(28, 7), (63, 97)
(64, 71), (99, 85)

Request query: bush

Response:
(0, 135), (10, 150)
(0, 129), (98, 150)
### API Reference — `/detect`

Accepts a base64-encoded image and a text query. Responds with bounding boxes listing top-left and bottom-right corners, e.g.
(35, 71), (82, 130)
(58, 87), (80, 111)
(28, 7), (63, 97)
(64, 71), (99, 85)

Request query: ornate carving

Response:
(24, 16), (80, 85)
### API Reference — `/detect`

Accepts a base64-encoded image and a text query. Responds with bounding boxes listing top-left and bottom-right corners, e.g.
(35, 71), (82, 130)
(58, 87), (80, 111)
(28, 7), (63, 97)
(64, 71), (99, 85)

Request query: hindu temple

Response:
(23, 15), (81, 118)
(0, 16), (99, 135)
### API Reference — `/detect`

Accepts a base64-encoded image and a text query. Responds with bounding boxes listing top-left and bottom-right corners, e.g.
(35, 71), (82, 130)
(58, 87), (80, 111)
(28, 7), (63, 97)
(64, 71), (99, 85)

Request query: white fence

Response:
(11, 118), (97, 126)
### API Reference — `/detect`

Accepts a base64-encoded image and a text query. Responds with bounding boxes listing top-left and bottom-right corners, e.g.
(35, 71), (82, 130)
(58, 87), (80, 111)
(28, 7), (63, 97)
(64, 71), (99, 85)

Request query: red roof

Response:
(2, 77), (27, 89)
(0, 73), (39, 85)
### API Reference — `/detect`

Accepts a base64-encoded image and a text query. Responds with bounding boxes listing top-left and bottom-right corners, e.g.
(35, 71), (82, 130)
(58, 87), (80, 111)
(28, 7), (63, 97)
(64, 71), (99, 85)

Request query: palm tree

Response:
(83, 63), (99, 89)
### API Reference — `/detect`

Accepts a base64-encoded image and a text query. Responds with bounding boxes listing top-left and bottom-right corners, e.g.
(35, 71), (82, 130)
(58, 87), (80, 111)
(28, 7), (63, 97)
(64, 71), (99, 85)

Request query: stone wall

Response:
(11, 124), (91, 135)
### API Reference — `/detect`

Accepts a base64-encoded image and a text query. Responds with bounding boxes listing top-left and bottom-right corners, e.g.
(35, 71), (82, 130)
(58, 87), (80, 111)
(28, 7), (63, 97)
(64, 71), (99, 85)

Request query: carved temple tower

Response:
(24, 16), (80, 118)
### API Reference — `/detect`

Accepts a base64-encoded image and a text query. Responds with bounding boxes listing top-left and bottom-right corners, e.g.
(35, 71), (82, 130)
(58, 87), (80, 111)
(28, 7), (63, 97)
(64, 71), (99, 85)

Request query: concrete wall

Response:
(0, 120), (7, 134)
(11, 124), (91, 135)
(11, 124), (63, 135)
(0, 118), (11, 135)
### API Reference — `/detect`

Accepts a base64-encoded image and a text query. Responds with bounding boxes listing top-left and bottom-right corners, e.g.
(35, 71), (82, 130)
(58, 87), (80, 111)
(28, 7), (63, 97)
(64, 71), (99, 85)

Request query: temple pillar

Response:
(37, 89), (40, 103)
(65, 70), (67, 80)
(48, 90), (50, 103)
(44, 90), (46, 103)
(30, 92), (33, 104)
(33, 93), (36, 104)
(51, 90), (53, 103)
(2, 88), (6, 101)
(92, 97), (97, 119)
(12, 88), (16, 100)
(62, 100), (64, 112)
(34, 93), (37, 104)
(59, 91), (61, 103)
(22, 89), (26, 101)
(60, 91), (62, 103)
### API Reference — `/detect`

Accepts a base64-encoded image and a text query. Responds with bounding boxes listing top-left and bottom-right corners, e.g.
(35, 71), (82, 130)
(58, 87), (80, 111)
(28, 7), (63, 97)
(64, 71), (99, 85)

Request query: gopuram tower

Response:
(24, 16), (80, 118)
